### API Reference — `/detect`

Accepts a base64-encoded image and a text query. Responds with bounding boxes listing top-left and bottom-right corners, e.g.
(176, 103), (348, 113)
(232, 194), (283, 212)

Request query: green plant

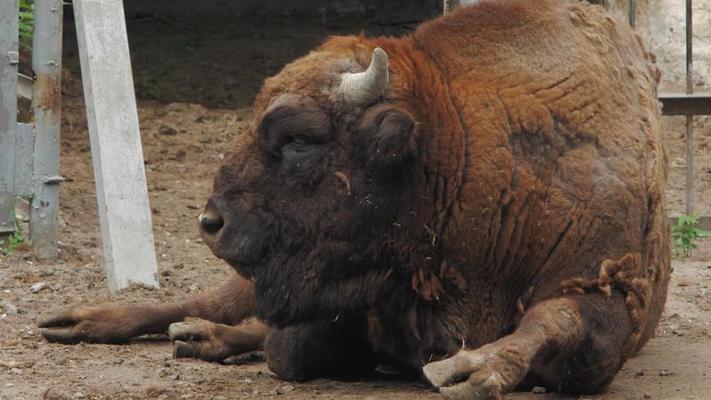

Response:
(672, 214), (711, 259)
(0, 218), (25, 256)
(19, 0), (34, 50)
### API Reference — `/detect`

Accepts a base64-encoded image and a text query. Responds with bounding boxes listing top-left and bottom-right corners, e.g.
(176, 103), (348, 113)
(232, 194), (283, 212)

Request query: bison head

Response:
(199, 41), (424, 327)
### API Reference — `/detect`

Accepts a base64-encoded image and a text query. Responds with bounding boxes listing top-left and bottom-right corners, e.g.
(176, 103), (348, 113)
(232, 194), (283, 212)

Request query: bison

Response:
(39, 0), (670, 398)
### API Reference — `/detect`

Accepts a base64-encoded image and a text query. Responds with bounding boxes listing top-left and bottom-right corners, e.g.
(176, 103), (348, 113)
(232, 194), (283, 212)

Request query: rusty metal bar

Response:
(659, 93), (711, 115)
(684, 0), (694, 215)
(0, 0), (20, 235)
(30, 0), (63, 260)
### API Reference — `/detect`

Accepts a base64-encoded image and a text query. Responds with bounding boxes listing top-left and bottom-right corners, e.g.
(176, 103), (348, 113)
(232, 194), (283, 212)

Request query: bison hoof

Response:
(169, 318), (231, 363)
(423, 345), (528, 400)
(38, 306), (132, 344)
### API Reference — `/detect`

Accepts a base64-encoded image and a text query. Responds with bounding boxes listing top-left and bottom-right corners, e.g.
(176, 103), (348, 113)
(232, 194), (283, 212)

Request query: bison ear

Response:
(354, 105), (418, 174)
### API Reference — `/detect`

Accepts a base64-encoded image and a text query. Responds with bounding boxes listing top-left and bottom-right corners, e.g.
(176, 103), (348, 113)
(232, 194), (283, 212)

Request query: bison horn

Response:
(340, 47), (389, 107)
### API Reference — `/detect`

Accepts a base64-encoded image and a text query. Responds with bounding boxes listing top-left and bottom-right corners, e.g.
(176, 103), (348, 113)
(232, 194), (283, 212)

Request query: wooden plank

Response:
(30, 0), (63, 260)
(73, 0), (159, 292)
(659, 93), (711, 115)
(0, 0), (19, 234)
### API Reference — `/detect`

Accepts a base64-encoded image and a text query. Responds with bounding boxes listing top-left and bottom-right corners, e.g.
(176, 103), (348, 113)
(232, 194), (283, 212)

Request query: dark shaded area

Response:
(62, 0), (441, 108)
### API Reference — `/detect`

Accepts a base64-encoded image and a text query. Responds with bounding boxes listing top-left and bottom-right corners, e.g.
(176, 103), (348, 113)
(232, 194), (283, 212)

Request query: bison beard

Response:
(38, 1), (670, 399)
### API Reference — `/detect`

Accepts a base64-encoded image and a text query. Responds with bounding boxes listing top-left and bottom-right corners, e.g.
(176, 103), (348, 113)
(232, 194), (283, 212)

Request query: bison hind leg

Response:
(265, 316), (377, 382)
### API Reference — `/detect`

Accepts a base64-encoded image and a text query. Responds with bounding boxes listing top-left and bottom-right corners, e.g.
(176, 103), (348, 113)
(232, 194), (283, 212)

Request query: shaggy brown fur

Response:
(40, 1), (669, 398)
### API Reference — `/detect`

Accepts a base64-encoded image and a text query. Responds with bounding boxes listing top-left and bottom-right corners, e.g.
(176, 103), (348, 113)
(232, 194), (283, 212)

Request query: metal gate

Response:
(0, 0), (62, 260)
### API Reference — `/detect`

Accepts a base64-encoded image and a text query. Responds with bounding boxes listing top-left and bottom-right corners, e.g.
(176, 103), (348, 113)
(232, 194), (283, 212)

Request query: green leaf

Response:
(673, 214), (706, 259)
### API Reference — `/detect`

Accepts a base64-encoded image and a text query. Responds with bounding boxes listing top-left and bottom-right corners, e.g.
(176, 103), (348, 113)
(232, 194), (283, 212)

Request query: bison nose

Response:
(198, 208), (224, 236)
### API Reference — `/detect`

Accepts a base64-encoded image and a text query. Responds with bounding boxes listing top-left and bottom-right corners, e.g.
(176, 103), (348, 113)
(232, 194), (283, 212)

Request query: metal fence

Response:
(0, 0), (62, 260)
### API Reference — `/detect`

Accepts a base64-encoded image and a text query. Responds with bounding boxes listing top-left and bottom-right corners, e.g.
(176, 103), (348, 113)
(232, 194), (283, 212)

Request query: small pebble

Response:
(275, 384), (295, 395)
(531, 386), (546, 394)
(30, 282), (49, 293)
(159, 125), (177, 136)
(0, 360), (33, 369)
(0, 301), (17, 315)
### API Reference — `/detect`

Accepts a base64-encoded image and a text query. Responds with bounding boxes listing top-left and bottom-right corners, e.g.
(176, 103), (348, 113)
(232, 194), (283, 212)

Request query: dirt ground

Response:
(2, 2), (711, 399)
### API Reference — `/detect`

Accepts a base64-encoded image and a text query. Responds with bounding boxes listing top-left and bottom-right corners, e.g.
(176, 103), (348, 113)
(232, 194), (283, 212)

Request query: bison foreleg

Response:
(424, 295), (631, 399)
(39, 272), (256, 344)
(170, 317), (267, 362)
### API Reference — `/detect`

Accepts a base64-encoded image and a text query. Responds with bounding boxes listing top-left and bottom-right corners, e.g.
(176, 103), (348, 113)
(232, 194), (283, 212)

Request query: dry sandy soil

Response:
(2, 2), (711, 400)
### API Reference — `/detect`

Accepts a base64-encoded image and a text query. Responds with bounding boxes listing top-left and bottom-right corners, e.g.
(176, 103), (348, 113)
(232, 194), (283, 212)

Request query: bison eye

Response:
(258, 99), (333, 159)
(278, 133), (330, 186)
(282, 135), (315, 154)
